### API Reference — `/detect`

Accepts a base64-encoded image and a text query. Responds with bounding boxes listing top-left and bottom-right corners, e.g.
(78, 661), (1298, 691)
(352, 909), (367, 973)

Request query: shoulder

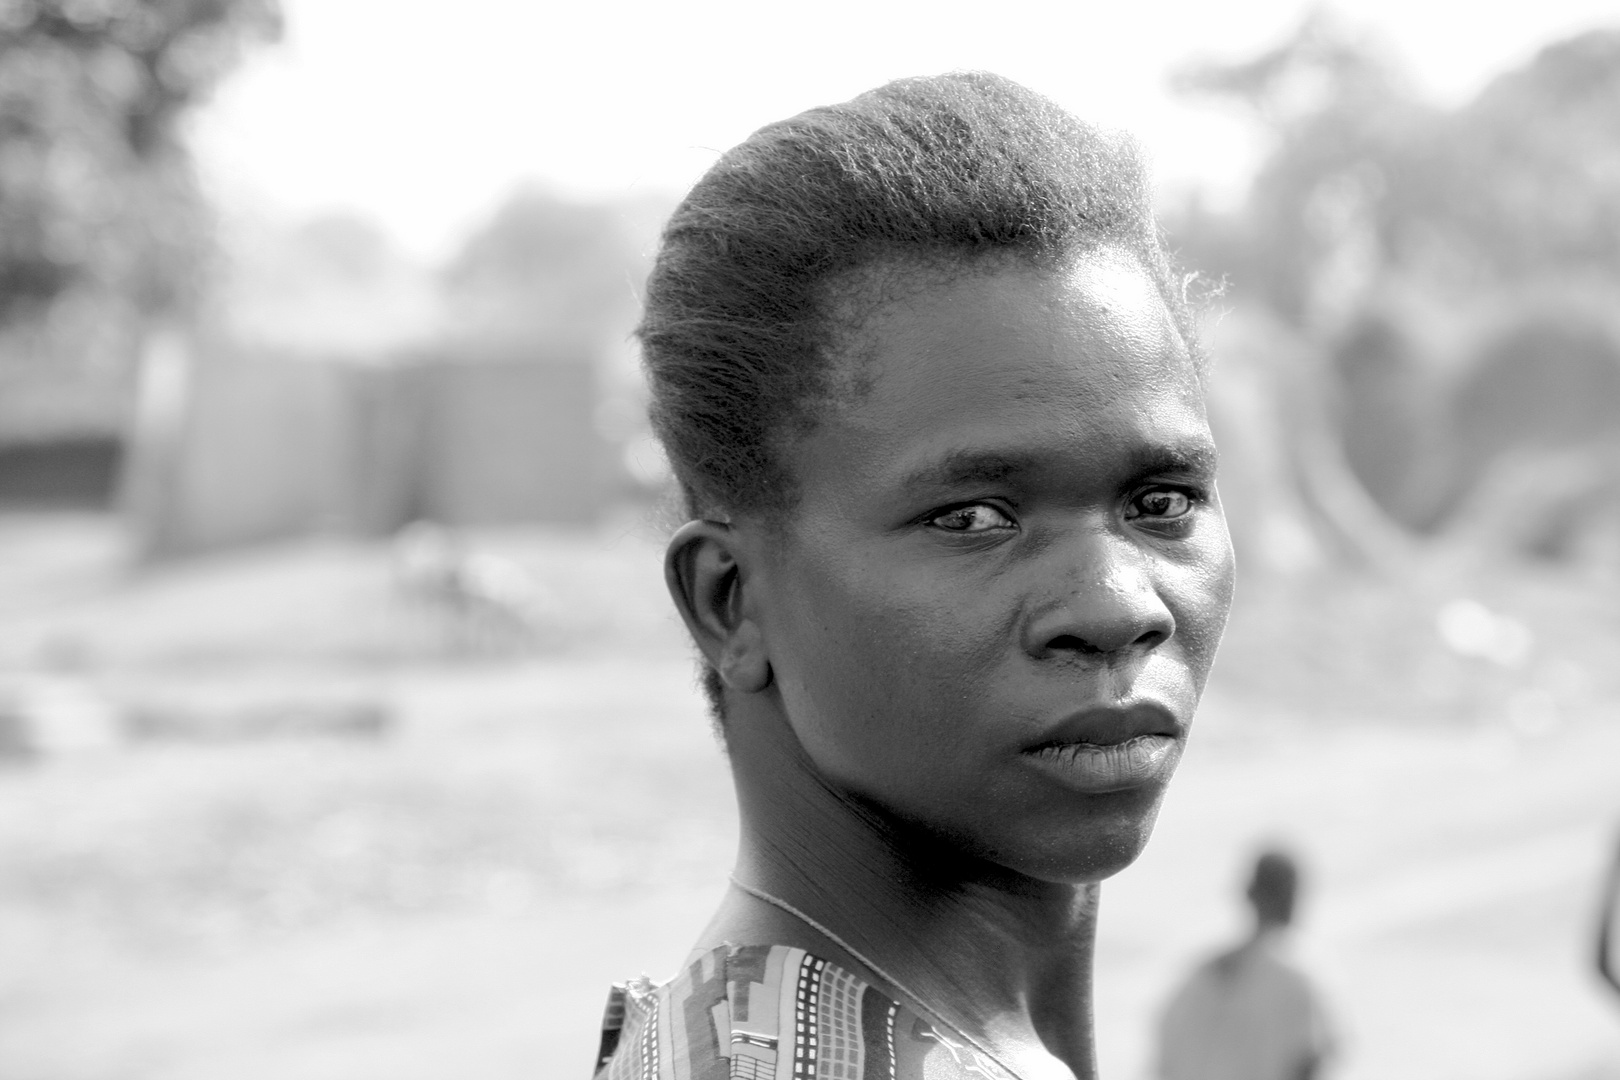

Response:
(1161, 942), (1324, 1021)
(1249, 944), (1324, 1003)
(593, 943), (1015, 1080)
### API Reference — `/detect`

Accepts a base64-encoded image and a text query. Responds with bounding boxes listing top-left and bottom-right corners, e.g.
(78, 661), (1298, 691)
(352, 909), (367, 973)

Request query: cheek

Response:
(768, 553), (1011, 766)
(1165, 524), (1236, 678)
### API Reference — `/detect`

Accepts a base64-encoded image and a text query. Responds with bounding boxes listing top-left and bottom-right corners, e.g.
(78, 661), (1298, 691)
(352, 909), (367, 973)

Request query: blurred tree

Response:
(1426, 30), (1620, 288)
(440, 188), (650, 354)
(1170, 8), (1429, 333)
(1330, 313), (1442, 530)
(1166, 12), (1421, 565)
(1175, 15), (1620, 326)
(1170, 14), (1620, 561)
(436, 188), (674, 505)
(0, 0), (280, 365)
(219, 211), (445, 355)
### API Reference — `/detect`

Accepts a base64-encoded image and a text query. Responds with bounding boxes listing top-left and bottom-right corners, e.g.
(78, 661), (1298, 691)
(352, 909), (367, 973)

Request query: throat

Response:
(725, 873), (1098, 1080)
(718, 694), (1100, 1078)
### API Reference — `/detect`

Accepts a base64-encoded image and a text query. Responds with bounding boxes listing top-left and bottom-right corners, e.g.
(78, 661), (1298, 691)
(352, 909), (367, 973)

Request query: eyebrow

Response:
(898, 441), (1219, 492)
(1126, 442), (1220, 477)
(899, 450), (1040, 491)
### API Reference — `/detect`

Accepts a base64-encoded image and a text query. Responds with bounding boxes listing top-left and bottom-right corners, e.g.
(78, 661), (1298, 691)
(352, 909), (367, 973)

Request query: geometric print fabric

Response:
(594, 944), (1014, 1080)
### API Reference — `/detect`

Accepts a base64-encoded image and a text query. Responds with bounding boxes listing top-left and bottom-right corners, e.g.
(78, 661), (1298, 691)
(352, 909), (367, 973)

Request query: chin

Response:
(1012, 791), (1168, 885)
(1019, 842), (1149, 886)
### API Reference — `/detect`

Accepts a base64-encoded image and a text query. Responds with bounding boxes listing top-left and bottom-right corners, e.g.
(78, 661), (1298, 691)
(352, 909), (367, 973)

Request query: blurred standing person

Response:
(1598, 829), (1620, 1001)
(1156, 850), (1334, 1080)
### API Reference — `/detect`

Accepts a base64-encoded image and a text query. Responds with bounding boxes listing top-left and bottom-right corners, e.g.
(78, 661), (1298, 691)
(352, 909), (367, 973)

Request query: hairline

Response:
(698, 241), (1208, 530)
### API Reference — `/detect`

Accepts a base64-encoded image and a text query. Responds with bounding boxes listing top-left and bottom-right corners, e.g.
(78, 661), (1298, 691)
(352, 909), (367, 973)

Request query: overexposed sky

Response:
(188, 0), (1620, 262)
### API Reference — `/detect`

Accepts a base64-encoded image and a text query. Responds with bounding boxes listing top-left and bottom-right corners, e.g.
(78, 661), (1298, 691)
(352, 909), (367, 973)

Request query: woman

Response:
(594, 72), (1235, 1080)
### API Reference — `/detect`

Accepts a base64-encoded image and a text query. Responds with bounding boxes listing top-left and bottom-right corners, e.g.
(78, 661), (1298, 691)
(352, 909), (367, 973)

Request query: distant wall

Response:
(416, 355), (607, 527)
(123, 338), (616, 558)
(0, 436), (122, 509)
(0, 330), (134, 511)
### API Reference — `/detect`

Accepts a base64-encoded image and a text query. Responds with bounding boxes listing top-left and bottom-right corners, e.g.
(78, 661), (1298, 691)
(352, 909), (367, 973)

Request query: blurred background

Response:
(1, 1), (1619, 1078)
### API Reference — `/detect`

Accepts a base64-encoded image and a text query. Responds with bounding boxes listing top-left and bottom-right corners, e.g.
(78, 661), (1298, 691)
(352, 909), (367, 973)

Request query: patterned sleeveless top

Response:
(593, 943), (1017, 1080)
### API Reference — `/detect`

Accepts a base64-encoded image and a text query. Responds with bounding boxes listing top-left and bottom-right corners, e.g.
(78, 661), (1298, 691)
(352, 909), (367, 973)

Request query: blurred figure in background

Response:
(1599, 830), (1620, 1002)
(1156, 849), (1334, 1080)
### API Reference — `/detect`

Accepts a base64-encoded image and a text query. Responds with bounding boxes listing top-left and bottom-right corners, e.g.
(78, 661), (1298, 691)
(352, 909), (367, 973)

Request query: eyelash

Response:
(925, 502), (1016, 534)
(921, 484), (1207, 535)
(1126, 485), (1203, 522)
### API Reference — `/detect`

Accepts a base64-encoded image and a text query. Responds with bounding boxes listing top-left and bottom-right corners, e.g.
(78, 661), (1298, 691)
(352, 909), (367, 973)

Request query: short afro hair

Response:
(638, 72), (1202, 718)
(639, 71), (1200, 523)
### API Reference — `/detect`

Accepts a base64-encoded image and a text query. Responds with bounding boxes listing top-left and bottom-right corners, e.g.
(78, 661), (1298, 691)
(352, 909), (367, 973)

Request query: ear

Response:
(664, 520), (772, 694)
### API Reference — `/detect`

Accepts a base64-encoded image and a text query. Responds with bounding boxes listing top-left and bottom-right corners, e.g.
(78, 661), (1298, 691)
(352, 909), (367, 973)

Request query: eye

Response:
(927, 503), (1016, 533)
(1127, 487), (1194, 521)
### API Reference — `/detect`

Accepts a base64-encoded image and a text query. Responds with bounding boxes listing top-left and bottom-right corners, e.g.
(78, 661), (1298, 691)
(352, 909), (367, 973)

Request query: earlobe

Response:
(664, 520), (772, 694)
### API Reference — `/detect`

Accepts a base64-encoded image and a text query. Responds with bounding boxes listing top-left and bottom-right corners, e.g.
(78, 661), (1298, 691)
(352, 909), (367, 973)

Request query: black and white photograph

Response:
(1, 2), (1619, 1078)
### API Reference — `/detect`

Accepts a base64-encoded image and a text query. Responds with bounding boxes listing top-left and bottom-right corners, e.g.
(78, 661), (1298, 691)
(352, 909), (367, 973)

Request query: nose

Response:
(1022, 531), (1175, 659)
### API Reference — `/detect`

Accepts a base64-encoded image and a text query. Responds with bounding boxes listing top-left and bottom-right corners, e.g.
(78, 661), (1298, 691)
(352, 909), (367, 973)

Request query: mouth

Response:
(1020, 703), (1184, 793)
(1027, 701), (1180, 749)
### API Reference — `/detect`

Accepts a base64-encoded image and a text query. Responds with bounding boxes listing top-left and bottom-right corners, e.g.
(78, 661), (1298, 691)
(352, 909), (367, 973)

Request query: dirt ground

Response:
(0, 514), (1617, 1080)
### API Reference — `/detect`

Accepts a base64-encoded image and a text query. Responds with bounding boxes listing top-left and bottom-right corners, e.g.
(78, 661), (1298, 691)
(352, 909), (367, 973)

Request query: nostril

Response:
(1045, 634), (1102, 655)
(1024, 571), (1177, 658)
(1042, 627), (1168, 656)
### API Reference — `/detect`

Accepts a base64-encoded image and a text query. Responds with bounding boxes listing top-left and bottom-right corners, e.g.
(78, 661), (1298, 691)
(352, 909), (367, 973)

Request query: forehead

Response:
(845, 251), (1197, 422)
(783, 252), (1210, 509)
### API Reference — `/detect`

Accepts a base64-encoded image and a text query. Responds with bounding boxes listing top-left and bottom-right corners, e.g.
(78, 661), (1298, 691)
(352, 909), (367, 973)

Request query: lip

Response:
(1020, 702), (1184, 793)
(1027, 702), (1181, 749)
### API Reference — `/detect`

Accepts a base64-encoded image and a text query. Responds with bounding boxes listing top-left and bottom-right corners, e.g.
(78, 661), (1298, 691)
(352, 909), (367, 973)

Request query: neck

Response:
(695, 696), (1099, 1080)
(1251, 919), (1290, 945)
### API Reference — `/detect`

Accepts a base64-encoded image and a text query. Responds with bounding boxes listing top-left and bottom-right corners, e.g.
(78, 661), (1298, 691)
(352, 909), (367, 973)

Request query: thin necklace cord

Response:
(727, 874), (1029, 1080)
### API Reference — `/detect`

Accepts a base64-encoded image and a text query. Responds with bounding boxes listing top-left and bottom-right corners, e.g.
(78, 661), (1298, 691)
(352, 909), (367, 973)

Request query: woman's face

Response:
(750, 250), (1235, 884)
